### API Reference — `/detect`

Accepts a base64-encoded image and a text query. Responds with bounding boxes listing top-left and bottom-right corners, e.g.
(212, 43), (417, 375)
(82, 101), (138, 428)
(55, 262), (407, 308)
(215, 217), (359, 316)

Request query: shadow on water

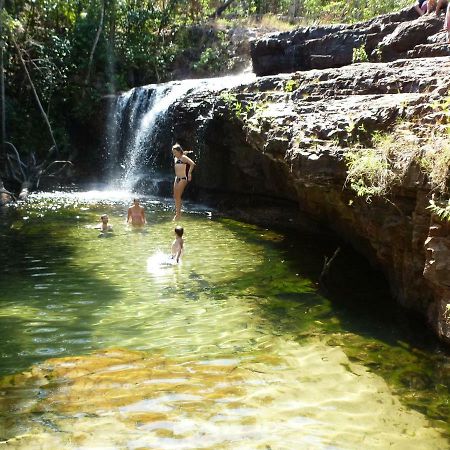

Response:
(215, 217), (450, 437)
(0, 205), (123, 376)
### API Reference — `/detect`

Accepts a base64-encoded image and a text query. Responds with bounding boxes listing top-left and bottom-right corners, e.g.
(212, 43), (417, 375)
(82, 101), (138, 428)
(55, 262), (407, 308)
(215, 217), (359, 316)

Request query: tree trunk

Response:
(0, 179), (13, 205)
(12, 36), (58, 150)
(288, 0), (301, 21)
(0, 0), (6, 161)
(210, 0), (237, 18)
(85, 0), (105, 86)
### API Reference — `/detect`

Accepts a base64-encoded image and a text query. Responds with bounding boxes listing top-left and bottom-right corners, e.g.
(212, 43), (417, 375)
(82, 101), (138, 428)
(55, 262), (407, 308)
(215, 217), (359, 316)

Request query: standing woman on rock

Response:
(172, 143), (196, 221)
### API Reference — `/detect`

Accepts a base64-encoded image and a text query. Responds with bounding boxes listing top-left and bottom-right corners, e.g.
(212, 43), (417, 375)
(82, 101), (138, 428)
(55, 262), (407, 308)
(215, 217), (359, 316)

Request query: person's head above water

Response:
(133, 198), (140, 206)
(101, 214), (109, 222)
(174, 225), (184, 237)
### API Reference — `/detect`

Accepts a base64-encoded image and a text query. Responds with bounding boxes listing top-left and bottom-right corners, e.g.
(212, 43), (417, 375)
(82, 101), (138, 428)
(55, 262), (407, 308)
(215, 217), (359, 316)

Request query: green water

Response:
(0, 191), (449, 449)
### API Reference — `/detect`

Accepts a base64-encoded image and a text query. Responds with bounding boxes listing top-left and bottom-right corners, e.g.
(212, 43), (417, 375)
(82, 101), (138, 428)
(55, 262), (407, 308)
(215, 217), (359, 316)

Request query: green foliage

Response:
(445, 304), (450, 322)
(220, 92), (266, 121)
(284, 79), (299, 93)
(1, 0), (421, 160)
(419, 144), (450, 193)
(431, 94), (450, 124)
(220, 92), (244, 118)
(344, 131), (420, 201)
(352, 44), (368, 63)
(303, 0), (410, 22)
(344, 147), (396, 200)
(194, 46), (221, 71)
(427, 198), (450, 221)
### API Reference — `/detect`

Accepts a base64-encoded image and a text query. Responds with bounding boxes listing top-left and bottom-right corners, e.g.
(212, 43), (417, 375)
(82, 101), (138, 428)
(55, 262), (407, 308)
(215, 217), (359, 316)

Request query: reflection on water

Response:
(0, 191), (449, 449)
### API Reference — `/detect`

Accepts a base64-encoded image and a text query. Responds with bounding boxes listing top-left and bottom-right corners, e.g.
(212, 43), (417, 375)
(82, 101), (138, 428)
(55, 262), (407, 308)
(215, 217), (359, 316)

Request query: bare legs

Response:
(445, 4), (450, 41)
(173, 178), (188, 221)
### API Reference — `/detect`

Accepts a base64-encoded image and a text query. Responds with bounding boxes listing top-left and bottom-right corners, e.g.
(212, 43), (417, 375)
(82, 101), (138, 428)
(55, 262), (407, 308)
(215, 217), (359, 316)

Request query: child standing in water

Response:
(171, 226), (184, 263)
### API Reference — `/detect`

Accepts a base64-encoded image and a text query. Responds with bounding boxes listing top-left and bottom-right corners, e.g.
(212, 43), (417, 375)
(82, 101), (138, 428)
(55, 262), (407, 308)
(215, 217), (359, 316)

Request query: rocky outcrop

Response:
(166, 56), (450, 344)
(250, 8), (448, 75)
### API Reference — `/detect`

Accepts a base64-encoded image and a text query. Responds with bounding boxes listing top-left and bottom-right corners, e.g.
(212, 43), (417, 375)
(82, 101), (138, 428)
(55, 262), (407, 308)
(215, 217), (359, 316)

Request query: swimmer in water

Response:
(95, 214), (113, 232)
(171, 225), (184, 263)
(127, 198), (146, 227)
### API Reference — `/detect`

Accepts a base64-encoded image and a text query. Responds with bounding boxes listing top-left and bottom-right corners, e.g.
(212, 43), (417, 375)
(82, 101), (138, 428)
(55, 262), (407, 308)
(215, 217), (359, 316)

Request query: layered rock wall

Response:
(167, 56), (450, 344)
(250, 8), (449, 75)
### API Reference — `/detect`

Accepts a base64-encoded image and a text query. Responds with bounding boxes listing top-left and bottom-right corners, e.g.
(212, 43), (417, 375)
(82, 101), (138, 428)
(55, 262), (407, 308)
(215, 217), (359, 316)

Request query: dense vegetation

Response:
(0, 0), (410, 174)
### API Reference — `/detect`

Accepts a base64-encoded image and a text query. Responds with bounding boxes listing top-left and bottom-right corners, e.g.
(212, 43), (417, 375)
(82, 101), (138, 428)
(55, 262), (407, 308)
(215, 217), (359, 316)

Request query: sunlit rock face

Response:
(166, 56), (450, 344)
(424, 219), (450, 342)
(250, 8), (449, 76)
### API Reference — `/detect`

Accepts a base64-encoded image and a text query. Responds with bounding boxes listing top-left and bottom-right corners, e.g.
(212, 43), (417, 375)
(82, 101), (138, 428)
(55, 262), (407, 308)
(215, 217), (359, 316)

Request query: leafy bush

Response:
(284, 79), (300, 92)
(344, 131), (419, 201)
(193, 47), (223, 72)
(352, 44), (368, 63)
(427, 198), (450, 221)
(420, 141), (450, 193)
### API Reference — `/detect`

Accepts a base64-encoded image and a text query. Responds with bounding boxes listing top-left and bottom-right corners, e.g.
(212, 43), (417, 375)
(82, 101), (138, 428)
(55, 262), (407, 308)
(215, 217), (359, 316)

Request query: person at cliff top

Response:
(414, 0), (428, 15)
(127, 198), (146, 226)
(434, 0), (448, 14)
(172, 143), (196, 221)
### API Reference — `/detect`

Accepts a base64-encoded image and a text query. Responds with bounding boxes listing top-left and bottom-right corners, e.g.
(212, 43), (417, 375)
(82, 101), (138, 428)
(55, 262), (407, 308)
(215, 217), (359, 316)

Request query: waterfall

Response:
(106, 73), (255, 192)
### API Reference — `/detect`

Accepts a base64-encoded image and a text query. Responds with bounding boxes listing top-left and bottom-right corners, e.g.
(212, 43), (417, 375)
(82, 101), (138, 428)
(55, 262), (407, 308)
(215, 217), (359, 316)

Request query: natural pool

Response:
(0, 191), (449, 449)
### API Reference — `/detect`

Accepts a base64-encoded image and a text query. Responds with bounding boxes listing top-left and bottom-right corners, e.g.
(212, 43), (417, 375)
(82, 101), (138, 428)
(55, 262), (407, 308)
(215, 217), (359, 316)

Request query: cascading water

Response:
(106, 73), (255, 192)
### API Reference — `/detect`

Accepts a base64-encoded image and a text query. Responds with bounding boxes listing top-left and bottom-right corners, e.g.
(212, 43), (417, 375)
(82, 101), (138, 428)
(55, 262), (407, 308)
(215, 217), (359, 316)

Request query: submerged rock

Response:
(0, 344), (447, 448)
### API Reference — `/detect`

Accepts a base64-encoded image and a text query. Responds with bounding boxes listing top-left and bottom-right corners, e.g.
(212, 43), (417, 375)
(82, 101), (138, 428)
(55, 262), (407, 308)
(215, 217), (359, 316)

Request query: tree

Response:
(0, 0), (5, 158)
(85, 0), (105, 86)
(210, 0), (238, 17)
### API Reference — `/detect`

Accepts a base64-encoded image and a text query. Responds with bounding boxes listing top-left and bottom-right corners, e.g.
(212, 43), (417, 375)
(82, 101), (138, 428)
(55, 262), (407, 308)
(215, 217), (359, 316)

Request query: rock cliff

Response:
(250, 8), (449, 75)
(166, 55), (450, 344)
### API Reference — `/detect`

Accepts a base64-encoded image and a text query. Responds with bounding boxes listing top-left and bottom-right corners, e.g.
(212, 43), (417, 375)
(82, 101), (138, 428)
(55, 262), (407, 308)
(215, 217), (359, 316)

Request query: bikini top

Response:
(175, 157), (190, 177)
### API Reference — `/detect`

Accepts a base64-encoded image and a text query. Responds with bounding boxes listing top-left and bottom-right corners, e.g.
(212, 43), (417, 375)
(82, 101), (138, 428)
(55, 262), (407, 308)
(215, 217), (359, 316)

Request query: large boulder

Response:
(250, 8), (446, 75)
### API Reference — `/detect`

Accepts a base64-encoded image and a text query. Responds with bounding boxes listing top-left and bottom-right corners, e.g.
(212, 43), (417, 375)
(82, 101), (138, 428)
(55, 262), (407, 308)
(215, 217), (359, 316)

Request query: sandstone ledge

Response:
(168, 56), (450, 344)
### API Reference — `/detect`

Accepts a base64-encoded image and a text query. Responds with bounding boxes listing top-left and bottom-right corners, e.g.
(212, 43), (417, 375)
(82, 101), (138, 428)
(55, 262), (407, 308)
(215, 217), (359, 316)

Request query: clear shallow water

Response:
(0, 191), (449, 449)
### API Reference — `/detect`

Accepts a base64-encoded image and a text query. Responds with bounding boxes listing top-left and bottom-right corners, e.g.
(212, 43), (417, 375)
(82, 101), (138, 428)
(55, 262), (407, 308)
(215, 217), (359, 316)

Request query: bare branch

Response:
(42, 160), (73, 175)
(85, 0), (105, 86)
(11, 36), (58, 150)
(210, 0), (237, 18)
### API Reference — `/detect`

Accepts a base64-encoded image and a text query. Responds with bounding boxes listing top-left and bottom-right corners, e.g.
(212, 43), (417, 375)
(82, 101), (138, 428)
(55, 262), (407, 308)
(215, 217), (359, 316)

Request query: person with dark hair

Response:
(172, 143), (196, 221)
(171, 225), (184, 263)
(96, 214), (113, 232)
(127, 198), (146, 226)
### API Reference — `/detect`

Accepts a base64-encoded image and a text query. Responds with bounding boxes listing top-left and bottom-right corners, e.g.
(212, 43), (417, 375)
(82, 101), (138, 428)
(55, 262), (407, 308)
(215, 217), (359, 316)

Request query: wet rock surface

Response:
(166, 56), (450, 344)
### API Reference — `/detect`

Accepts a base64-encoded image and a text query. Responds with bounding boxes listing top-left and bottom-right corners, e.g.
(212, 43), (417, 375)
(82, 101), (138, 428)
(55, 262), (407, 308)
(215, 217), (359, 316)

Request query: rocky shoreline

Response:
(165, 52), (450, 344)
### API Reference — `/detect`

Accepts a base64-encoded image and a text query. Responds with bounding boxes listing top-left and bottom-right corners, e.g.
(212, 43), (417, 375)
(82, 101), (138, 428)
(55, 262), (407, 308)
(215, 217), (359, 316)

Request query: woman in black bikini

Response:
(172, 143), (196, 221)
